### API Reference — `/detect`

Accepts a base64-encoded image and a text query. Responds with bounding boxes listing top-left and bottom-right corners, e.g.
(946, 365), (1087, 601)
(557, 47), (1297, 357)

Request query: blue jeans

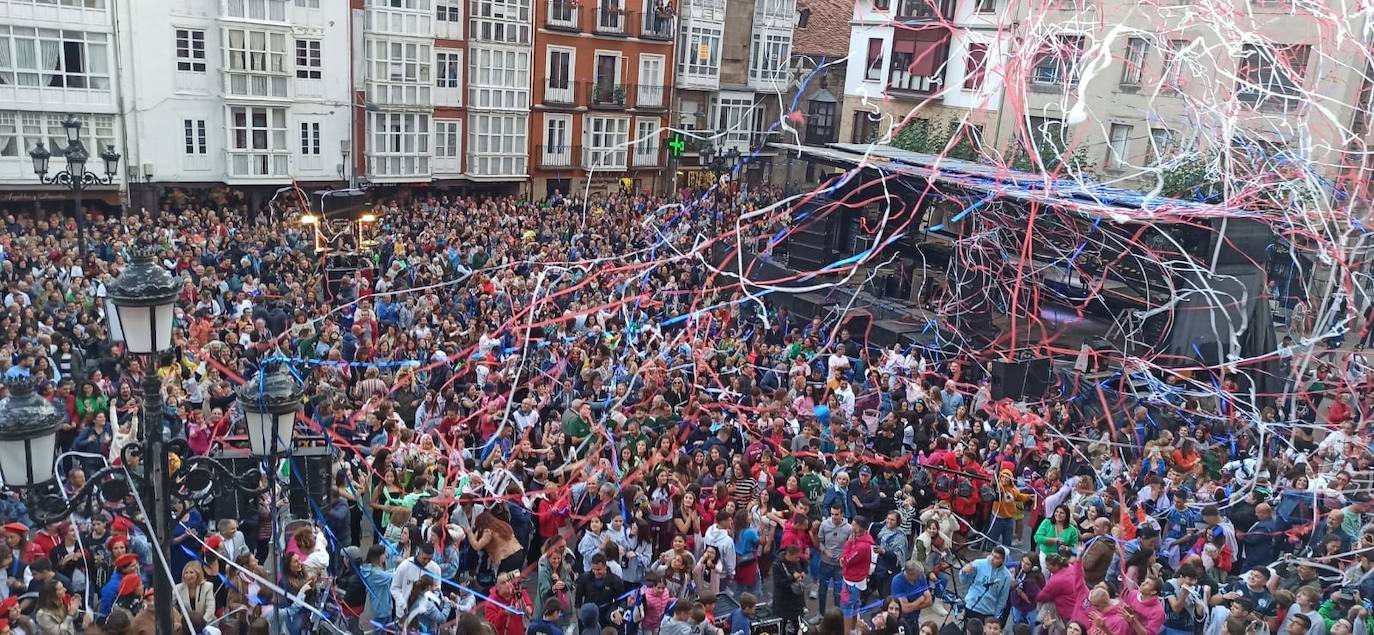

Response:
(817, 561), (842, 614)
(987, 516), (1016, 551)
(1010, 606), (1033, 625)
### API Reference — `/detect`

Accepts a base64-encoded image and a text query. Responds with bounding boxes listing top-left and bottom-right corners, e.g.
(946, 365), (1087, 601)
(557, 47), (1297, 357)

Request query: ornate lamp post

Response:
(29, 114), (122, 261)
(0, 248), (288, 635)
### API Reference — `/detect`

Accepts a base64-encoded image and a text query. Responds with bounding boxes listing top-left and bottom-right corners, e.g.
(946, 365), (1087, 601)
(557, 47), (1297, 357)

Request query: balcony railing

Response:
(641, 11), (675, 40)
(595, 7), (630, 35)
(636, 84), (666, 109)
(583, 80), (630, 108)
(546, 0), (579, 30)
(538, 144), (580, 169)
(632, 149), (661, 167)
(544, 81), (576, 105)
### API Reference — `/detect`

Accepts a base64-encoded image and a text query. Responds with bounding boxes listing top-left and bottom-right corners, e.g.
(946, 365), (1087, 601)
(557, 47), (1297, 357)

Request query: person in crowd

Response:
(0, 188), (1359, 635)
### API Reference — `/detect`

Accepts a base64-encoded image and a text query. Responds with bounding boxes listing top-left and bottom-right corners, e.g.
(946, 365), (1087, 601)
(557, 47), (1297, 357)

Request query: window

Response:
(44, 114), (113, 153)
(1107, 123), (1131, 169)
(0, 28), (112, 89)
(796, 8), (810, 28)
(0, 113), (15, 157)
(19, 113), (41, 156)
(183, 119), (208, 155)
(370, 0), (432, 8)
(437, 50), (462, 88)
(889, 30), (949, 93)
(470, 0), (532, 44)
(964, 43), (988, 90)
(714, 96), (753, 145)
(436, 1), (463, 38)
(750, 32), (791, 84)
(295, 40), (321, 79)
(585, 116), (629, 168)
(865, 38), (885, 81)
(367, 112), (431, 176)
(435, 119), (462, 173)
(300, 122), (321, 155)
(679, 24), (722, 79)
(365, 37), (434, 106)
(805, 99), (835, 144)
(1149, 127), (1175, 165)
(1162, 39), (1191, 91)
(544, 115), (569, 150)
(1121, 37), (1147, 86)
(974, 0), (995, 11)
(633, 117), (659, 166)
(175, 29), (206, 72)
(1031, 34), (1083, 86)
(225, 0), (288, 21)
(436, 120), (461, 158)
(638, 54), (665, 108)
(546, 48), (573, 103)
(468, 45), (529, 110)
(228, 106), (288, 177)
(468, 112), (527, 176)
(1237, 42), (1309, 111)
(1024, 116), (1065, 162)
(873, 0), (889, 9)
(225, 29), (288, 97)
(295, 0), (321, 7)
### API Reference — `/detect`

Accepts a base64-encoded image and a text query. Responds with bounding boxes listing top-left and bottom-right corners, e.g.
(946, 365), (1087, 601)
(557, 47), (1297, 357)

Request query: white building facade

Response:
(0, 0), (122, 201)
(115, 0), (353, 195)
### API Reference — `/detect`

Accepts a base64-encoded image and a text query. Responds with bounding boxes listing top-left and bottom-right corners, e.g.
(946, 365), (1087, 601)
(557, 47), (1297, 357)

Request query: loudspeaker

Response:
(285, 446), (333, 520)
(990, 360), (1028, 401)
(1022, 357), (1051, 399)
(991, 358), (1051, 400)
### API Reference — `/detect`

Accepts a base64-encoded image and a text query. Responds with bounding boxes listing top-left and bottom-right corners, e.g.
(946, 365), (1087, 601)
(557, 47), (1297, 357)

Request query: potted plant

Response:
(612, 86), (627, 104)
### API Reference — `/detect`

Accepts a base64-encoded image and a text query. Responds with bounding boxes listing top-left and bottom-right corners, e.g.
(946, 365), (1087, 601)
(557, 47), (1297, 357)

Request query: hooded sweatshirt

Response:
(701, 523), (737, 580)
(841, 530), (875, 584)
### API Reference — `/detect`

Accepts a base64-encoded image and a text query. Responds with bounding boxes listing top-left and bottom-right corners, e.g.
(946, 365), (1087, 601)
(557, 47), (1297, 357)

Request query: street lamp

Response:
(236, 364), (304, 459)
(29, 114), (121, 262)
(0, 248), (279, 635)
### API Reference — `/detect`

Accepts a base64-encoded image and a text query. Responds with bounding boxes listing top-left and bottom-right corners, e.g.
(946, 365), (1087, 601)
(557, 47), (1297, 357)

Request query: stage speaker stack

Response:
(209, 446), (333, 523)
(991, 357), (1052, 401)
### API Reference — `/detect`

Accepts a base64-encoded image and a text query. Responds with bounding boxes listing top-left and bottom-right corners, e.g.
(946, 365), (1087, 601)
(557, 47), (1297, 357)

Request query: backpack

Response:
(339, 568), (366, 608)
(956, 479), (973, 498)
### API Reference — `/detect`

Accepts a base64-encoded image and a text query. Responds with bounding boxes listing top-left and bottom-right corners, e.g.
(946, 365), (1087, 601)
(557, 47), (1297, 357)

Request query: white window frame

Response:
(633, 117), (659, 166)
(749, 31), (791, 84)
(435, 119), (462, 158)
(183, 119), (209, 155)
(543, 113), (571, 152)
(175, 29), (207, 73)
(437, 49), (463, 88)
(1121, 37), (1146, 86)
(1149, 127), (1175, 166)
(468, 112), (527, 176)
(225, 28), (289, 98)
(585, 115), (629, 169)
(638, 53), (665, 108)
(0, 113), (17, 158)
(368, 0), (432, 8)
(227, 106), (289, 177)
(224, 0), (289, 21)
(295, 39), (322, 79)
(300, 121), (321, 155)
(713, 95), (753, 145)
(367, 111), (431, 177)
(679, 23), (722, 79)
(436, 0), (464, 39)
(1106, 123), (1131, 169)
(469, 45), (530, 110)
(545, 46), (575, 104)
(470, 0), (532, 45)
(295, 0), (321, 7)
(365, 37), (434, 106)
(0, 27), (112, 90)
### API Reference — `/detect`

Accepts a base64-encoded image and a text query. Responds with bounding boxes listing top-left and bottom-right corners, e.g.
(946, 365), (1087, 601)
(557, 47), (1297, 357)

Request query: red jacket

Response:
(484, 588), (530, 635)
(840, 531), (874, 583)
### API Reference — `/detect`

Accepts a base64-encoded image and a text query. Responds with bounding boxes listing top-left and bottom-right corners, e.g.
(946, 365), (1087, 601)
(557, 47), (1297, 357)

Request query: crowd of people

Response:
(0, 185), (1366, 635)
